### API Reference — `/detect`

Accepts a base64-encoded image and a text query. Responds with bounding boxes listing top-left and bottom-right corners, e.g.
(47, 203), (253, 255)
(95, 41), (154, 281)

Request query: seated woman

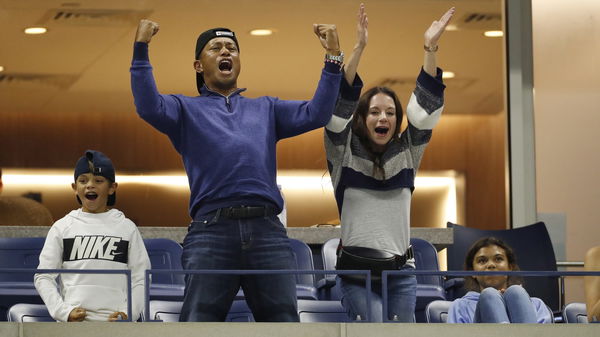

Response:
(448, 237), (552, 323)
(584, 246), (600, 322)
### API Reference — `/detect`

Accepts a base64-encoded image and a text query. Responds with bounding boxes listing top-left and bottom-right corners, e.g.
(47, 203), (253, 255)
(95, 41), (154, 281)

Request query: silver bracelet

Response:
(424, 44), (439, 52)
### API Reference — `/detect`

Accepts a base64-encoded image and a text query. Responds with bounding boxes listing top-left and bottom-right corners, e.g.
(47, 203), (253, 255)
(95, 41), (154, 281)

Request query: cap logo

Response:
(215, 31), (234, 37)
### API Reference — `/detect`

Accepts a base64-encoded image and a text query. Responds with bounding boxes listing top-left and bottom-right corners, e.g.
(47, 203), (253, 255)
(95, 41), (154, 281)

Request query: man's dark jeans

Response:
(179, 211), (299, 322)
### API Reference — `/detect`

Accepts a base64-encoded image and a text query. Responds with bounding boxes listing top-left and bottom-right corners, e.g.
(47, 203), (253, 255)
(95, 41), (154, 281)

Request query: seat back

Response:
(143, 238), (184, 286)
(562, 302), (588, 323)
(321, 238), (339, 281)
(297, 299), (349, 322)
(149, 300), (255, 322)
(318, 238), (343, 300)
(289, 238), (315, 287)
(425, 300), (451, 323)
(7, 303), (53, 322)
(0, 237), (46, 282)
(411, 237), (443, 288)
(446, 222), (560, 312)
(149, 300), (182, 322)
(410, 238), (446, 322)
(225, 300), (255, 322)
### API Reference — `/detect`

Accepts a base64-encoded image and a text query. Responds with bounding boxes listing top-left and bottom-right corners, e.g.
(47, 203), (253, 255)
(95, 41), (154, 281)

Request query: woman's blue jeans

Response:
(178, 211), (299, 322)
(338, 265), (417, 322)
(474, 286), (538, 323)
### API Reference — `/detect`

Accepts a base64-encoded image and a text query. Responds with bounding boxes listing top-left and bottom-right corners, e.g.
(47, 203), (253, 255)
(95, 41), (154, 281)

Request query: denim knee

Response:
(480, 287), (503, 302)
(503, 285), (529, 298)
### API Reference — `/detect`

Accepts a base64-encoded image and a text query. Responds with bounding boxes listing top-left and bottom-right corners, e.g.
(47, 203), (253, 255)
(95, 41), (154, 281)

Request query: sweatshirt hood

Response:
(66, 208), (125, 225)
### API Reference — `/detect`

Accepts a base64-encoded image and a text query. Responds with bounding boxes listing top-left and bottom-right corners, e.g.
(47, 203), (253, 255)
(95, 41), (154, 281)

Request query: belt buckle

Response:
(238, 206), (248, 218)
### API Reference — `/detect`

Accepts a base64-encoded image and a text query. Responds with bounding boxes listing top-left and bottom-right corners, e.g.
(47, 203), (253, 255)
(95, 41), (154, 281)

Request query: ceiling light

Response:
(0, 66), (4, 72)
(250, 29), (273, 36)
(445, 24), (459, 31)
(24, 27), (48, 35)
(484, 30), (503, 37)
(442, 71), (455, 79)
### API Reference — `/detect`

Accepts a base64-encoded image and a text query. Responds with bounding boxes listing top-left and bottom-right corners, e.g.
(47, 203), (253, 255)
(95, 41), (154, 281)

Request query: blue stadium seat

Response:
(226, 300), (255, 322)
(143, 238), (184, 286)
(143, 238), (185, 301)
(0, 237), (45, 282)
(316, 238), (341, 301)
(288, 238), (318, 300)
(297, 299), (349, 322)
(562, 302), (588, 323)
(425, 300), (451, 323)
(150, 299), (348, 323)
(411, 238), (446, 322)
(7, 303), (54, 322)
(148, 300), (181, 322)
(149, 300), (255, 322)
(0, 237), (46, 321)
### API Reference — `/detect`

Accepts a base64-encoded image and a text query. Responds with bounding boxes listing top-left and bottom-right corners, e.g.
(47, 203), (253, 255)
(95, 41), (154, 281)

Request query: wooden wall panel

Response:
(0, 109), (507, 229)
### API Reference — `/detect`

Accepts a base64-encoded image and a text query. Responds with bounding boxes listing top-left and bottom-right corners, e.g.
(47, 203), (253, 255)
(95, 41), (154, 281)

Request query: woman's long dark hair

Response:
(351, 86), (403, 178)
(463, 237), (523, 292)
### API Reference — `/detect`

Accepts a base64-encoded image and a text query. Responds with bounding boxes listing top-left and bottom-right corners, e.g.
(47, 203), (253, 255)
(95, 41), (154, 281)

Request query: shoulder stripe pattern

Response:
(325, 68), (445, 214)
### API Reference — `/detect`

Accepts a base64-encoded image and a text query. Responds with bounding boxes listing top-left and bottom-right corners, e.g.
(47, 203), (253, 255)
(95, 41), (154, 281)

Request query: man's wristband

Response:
(325, 51), (344, 65)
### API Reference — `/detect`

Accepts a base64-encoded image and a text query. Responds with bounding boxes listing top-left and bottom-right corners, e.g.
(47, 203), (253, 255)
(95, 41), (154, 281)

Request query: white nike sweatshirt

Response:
(34, 208), (150, 322)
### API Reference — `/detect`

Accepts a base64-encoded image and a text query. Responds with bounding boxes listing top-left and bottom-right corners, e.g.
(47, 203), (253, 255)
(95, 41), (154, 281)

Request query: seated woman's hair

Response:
(463, 237), (523, 292)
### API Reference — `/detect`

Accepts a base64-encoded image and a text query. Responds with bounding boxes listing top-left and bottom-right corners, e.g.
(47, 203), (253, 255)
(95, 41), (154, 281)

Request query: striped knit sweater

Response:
(324, 68), (445, 256)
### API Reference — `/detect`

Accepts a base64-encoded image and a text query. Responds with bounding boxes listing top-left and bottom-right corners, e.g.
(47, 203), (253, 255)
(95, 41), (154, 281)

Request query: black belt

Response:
(216, 205), (277, 219)
(336, 242), (414, 281)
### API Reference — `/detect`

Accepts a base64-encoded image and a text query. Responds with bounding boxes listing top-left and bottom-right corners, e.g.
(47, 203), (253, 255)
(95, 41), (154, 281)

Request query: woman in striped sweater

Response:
(325, 4), (454, 322)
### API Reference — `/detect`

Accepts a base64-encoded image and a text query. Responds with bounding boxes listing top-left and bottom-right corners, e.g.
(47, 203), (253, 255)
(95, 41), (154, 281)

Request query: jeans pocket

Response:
(189, 214), (218, 232)
(263, 215), (286, 232)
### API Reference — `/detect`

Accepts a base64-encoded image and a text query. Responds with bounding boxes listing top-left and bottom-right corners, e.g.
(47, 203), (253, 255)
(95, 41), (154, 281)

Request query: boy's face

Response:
(71, 173), (117, 213)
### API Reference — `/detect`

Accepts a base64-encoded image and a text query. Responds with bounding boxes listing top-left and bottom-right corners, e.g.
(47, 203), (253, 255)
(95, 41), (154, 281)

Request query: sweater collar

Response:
(200, 85), (246, 98)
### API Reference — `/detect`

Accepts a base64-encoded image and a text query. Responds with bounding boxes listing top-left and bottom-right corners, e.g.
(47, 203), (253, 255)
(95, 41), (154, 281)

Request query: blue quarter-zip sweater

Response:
(130, 42), (341, 217)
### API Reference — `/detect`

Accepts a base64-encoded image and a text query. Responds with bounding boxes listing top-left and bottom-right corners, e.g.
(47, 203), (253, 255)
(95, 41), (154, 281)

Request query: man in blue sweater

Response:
(131, 20), (342, 322)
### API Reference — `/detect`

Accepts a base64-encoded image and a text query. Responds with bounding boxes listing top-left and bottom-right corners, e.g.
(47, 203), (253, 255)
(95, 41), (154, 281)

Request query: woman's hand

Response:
(424, 7), (455, 50)
(343, 3), (368, 85)
(355, 3), (368, 50)
(423, 7), (455, 77)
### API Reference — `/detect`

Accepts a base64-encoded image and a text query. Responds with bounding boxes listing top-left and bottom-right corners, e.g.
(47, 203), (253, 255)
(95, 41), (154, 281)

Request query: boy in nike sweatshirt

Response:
(34, 150), (151, 322)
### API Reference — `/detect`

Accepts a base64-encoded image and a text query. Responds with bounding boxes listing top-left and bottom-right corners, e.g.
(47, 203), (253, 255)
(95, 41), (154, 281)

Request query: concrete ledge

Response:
(0, 226), (452, 249)
(0, 322), (597, 337)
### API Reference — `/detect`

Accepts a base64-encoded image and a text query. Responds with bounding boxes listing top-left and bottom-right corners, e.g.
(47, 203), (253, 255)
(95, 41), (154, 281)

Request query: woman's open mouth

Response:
(374, 126), (389, 136)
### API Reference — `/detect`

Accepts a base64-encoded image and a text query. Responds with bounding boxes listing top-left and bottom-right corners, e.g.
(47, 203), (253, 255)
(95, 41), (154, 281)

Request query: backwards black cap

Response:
(74, 150), (116, 206)
(195, 27), (239, 95)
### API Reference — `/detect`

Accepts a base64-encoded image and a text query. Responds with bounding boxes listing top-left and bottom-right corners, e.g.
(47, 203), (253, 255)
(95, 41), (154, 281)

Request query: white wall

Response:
(532, 0), (600, 303)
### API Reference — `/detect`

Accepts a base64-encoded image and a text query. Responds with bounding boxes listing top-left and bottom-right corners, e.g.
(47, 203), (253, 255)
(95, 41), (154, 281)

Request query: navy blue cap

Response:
(74, 150), (116, 206)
